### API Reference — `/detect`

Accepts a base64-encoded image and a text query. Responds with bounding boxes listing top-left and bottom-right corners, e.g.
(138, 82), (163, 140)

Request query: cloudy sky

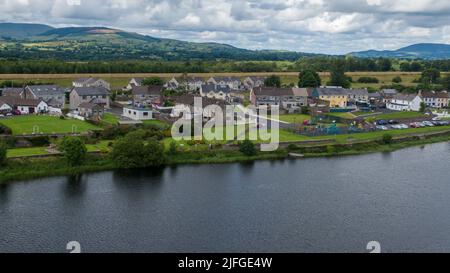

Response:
(1, 0), (450, 54)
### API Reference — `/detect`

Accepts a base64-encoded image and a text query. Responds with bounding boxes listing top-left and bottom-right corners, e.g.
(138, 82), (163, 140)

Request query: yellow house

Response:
(313, 88), (348, 108)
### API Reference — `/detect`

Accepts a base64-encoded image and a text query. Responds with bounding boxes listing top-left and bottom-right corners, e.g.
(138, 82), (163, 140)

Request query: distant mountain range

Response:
(0, 23), (449, 61)
(349, 43), (450, 60)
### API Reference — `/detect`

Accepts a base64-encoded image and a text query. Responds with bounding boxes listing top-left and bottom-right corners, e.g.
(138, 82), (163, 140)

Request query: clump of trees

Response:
(142, 77), (164, 86)
(328, 60), (351, 88)
(111, 130), (166, 168)
(0, 141), (7, 166)
(357, 77), (379, 84)
(58, 137), (87, 166)
(239, 140), (257, 156)
(264, 75), (282, 87)
(298, 69), (321, 87)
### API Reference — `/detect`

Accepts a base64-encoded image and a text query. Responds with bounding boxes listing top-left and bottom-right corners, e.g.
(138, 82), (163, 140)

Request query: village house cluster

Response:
(1, 75), (449, 124)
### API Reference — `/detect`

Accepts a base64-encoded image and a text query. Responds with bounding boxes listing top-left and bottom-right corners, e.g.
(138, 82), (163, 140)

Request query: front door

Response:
(29, 107), (35, 114)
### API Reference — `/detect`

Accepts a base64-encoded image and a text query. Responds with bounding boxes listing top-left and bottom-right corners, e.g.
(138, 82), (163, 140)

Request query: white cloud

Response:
(0, 0), (449, 54)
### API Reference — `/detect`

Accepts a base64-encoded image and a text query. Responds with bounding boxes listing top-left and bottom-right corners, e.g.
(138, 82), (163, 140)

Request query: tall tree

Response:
(298, 69), (321, 87)
(264, 75), (281, 88)
(328, 60), (351, 88)
(420, 68), (441, 84)
(142, 77), (164, 86)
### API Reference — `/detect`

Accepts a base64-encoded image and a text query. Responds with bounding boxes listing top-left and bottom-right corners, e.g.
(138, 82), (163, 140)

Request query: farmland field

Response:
(1, 71), (447, 90)
(0, 115), (100, 135)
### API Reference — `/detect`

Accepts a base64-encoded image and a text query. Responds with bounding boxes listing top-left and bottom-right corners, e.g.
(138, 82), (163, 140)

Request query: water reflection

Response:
(63, 174), (87, 198)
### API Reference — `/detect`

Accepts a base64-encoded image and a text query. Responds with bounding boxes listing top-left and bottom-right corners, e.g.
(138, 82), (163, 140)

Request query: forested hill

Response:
(0, 23), (310, 61)
(350, 43), (450, 60)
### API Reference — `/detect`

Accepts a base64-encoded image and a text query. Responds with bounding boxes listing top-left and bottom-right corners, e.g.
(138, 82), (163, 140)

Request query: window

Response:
(143, 112), (149, 116)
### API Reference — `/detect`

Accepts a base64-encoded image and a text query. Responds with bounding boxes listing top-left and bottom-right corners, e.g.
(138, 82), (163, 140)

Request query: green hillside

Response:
(0, 24), (308, 61)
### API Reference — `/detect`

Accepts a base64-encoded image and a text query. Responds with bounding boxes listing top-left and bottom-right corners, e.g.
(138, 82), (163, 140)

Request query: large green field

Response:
(0, 115), (100, 135)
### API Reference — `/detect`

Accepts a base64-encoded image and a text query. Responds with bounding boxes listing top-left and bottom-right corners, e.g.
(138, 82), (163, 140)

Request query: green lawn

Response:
(143, 119), (170, 129)
(86, 141), (112, 153)
(7, 147), (50, 158)
(102, 113), (119, 125)
(369, 111), (426, 120)
(326, 112), (356, 120)
(278, 114), (311, 124)
(7, 141), (112, 158)
(0, 115), (100, 135)
(326, 125), (450, 143)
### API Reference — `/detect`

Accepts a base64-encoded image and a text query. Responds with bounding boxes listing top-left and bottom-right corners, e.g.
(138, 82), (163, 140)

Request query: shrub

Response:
(239, 140), (257, 156)
(0, 141), (7, 166)
(111, 132), (166, 168)
(287, 144), (298, 151)
(168, 141), (178, 155)
(392, 76), (402, 83)
(357, 77), (379, 84)
(0, 124), (12, 135)
(58, 137), (87, 166)
(28, 136), (50, 147)
(382, 134), (393, 145)
(326, 145), (337, 155)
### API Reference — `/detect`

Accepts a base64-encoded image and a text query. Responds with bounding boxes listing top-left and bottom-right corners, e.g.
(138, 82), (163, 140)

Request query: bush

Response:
(168, 141), (178, 155)
(382, 134), (393, 145)
(0, 124), (12, 135)
(239, 140), (257, 156)
(287, 144), (298, 151)
(111, 132), (166, 168)
(0, 141), (7, 166)
(357, 77), (379, 83)
(392, 76), (402, 83)
(28, 136), (50, 147)
(326, 145), (337, 155)
(58, 137), (87, 166)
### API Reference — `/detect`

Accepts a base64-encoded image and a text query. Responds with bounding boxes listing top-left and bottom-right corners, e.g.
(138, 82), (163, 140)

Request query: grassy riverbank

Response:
(1, 133), (449, 184)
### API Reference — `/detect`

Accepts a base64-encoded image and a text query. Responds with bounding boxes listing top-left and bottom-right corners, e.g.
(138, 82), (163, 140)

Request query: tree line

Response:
(0, 57), (449, 74)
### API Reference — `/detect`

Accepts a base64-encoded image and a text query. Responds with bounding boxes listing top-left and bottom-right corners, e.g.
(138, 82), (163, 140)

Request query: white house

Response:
(0, 96), (48, 114)
(0, 100), (13, 114)
(387, 94), (423, 111)
(123, 107), (154, 121)
(207, 77), (241, 90)
(164, 77), (180, 90)
(200, 84), (231, 101)
(73, 77), (110, 90)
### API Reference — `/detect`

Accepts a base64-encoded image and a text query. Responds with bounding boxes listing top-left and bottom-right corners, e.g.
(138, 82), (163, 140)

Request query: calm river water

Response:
(1, 142), (450, 253)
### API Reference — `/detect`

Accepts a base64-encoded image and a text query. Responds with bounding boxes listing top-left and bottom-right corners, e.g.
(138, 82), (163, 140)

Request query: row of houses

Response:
(128, 76), (267, 92)
(0, 77), (112, 118)
(250, 86), (370, 111)
(386, 91), (449, 112)
(250, 86), (450, 112)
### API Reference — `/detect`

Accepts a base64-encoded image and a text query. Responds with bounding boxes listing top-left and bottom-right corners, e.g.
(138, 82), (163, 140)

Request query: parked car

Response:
(376, 120), (388, 125)
(422, 121), (434, 127)
(0, 114), (4, 118)
(409, 122), (423, 128)
(376, 125), (389, 130)
(399, 124), (409, 129)
(388, 120), (399, 124)
(12, 110), (22, 115)
(6, 112), (12, 116)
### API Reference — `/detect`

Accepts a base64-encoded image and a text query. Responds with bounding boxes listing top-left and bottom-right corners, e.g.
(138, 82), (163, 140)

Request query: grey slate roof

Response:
(346, 89), (369, 97)
(315, 87), (348, 96)
(132, 85), (162, 96)
(74, 77), (102, 85)
(26, 85), (65, 96)
(201, 84), (231, 94)
(73, 87), (110, 96)
(0, 87), (23, 98)
(253, 87), (294, 96)
(392, 93), (419, 101)
(381, 89), (398, 95)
